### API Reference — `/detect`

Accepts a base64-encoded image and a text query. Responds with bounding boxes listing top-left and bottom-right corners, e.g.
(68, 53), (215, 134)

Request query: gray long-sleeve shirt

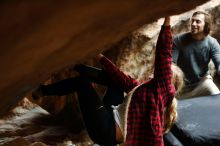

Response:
(172, 32), (220, 85)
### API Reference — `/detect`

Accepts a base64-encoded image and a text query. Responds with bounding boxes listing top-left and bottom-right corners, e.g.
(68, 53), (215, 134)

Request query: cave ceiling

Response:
(0, 0), (209, 117)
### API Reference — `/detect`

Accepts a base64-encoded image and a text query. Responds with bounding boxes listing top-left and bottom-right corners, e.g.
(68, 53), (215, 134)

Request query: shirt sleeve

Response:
(99, 56), (140, 93)
(210, 38), (220, 75)
(154, 25), (175, 102)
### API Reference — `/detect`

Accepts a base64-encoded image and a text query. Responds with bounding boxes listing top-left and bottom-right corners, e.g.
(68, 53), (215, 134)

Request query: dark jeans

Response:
(40, 64), (124, 145)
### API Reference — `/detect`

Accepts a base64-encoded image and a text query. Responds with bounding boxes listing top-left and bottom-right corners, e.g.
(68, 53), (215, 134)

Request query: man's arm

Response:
(210, 38), (220, 76)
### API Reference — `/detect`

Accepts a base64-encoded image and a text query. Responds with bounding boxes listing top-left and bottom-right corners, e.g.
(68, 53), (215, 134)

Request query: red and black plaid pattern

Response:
(100, 26), (175, 146)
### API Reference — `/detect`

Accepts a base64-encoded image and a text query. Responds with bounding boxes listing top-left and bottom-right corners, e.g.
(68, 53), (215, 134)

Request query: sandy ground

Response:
(0, 99), (93, 146)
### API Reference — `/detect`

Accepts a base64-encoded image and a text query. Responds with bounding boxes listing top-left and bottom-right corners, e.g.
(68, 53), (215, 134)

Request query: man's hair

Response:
(192, 11), (212, 35)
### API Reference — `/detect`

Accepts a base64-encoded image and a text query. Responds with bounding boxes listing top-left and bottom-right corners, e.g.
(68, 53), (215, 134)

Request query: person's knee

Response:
(202, 78), (220, 94)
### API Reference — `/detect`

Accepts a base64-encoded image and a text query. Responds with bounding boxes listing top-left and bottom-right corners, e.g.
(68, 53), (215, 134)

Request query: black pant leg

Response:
(75, 64), (124, 107)
(40, 76), (81, 96)
(103, 86), (124, 107)
(74, 64), (107, 85)
(76, 77), (117, 145)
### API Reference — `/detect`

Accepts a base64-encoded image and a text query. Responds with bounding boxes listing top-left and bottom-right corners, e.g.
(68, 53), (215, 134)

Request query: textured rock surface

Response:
(0, 0), (209, 117)
(1, 0), (220, 145)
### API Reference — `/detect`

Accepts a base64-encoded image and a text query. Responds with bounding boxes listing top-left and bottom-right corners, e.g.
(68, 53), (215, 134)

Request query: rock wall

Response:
(25, 0), (220, 144)
(0, 0), (210, 117)
(2, 0), (220, 145)
(29, 0), (220, 133)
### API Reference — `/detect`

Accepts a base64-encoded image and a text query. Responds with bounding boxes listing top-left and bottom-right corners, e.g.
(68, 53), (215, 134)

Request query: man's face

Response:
(190, 14), (206, 35)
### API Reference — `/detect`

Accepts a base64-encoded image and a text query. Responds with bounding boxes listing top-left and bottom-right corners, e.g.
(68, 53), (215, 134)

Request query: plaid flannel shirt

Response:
(100, 26), (175, 146)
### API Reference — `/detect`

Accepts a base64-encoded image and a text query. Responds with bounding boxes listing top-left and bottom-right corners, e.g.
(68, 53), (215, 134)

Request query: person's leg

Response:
(76, 77), (117, 145)
(39, 76), (81, 96)
(180, 75), (220, 99)
(180, 85), (197, 99)
(74, 64), (124, 107)
(198, 75), (220, 95)
(33, 64), (107, 98)
(32, 76), (82, 100)
(74, 64), (107, 85)
(33, 75), (117, 145)
(103, 87), (124, 107)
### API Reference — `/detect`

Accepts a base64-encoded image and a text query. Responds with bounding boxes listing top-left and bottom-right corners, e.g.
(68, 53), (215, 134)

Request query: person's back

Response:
(172, 11), (220, 98)
(99, 17), (176, 146)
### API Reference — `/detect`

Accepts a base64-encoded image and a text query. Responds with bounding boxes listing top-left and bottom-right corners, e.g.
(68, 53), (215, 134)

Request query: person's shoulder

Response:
(206, 35), (214, 40)
(174, 32), (191, 43)
(206, 35), (219, 44)
(174, 32), (190, 39)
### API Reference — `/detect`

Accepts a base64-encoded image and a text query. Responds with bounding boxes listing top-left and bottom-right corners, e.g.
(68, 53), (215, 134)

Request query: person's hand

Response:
(96, 53), (104, 61)
(164, 16), (170, 26)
